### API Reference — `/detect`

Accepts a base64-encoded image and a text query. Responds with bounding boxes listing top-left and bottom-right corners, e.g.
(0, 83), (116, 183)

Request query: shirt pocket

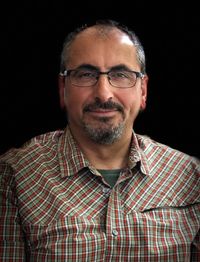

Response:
(126, 204), (200, 258)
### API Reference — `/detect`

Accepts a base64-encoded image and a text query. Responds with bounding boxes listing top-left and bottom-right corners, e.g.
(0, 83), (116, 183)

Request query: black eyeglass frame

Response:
(60, 69), (145, 88)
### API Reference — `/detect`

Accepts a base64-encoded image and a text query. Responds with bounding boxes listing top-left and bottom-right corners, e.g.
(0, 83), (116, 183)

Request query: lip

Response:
(87, 109), (118, 117)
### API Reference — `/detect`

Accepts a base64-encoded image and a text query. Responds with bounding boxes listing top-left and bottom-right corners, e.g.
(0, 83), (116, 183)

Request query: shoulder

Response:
(0, 129), (64, 169)
(136, 133), (200, 204)
(136, 133), (199, 176)
(137, 133), (198, 160)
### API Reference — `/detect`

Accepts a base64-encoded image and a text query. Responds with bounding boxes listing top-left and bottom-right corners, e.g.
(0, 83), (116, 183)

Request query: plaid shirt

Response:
(0, 127), (199, 261)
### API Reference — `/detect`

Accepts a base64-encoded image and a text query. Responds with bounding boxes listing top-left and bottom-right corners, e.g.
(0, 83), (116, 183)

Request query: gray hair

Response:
(60, 19), (146, 74)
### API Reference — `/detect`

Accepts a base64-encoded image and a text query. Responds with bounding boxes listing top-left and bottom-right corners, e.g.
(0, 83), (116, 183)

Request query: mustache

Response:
(83, 99), (124, 113)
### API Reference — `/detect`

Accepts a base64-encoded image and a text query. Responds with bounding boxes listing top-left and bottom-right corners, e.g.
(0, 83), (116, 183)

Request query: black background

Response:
(1, 1), (200, 158)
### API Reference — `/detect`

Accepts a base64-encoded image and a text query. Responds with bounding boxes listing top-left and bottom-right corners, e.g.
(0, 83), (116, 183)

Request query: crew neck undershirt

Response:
(98, 169), (122, 188)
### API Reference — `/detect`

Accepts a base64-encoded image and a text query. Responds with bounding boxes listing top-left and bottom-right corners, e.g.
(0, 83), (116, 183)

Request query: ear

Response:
(140, 75), (148, 110)
(58, 74), (66, 110)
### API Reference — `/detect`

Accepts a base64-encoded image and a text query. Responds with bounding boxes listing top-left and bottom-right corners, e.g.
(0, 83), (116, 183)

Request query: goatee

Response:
(82, 98), (125, 144)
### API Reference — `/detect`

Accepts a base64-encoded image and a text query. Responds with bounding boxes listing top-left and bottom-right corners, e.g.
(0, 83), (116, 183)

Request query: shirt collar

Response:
(58, 127), (89, 178)
(58, 127), (150, 178)
(128, 131), (150, 176)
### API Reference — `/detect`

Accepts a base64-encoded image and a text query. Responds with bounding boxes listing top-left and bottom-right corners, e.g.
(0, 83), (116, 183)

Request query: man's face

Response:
(59, 27), (148, 144)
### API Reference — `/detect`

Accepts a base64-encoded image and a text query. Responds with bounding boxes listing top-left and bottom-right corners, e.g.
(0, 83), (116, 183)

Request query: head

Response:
(58, 19), (148, 145)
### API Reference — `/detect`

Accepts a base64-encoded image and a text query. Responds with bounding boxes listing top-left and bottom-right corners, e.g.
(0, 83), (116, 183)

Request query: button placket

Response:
(102, 187), (111, 194)
(112, 229), (118, 237)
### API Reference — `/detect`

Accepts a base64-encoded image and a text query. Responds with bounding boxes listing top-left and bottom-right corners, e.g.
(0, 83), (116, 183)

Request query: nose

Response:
(93, 75), (113, 102)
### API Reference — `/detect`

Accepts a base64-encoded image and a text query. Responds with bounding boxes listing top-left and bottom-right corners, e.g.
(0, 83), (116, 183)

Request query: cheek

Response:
(65, 88), (90, 115)
(119, 91), (141, 113)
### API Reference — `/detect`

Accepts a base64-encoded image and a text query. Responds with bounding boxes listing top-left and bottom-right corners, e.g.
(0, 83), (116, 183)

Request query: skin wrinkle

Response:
(58, 22), (148, 168)
(1, 21), (199, 260)
(63, 26), (137, 70)
(82, 97), (126, 144)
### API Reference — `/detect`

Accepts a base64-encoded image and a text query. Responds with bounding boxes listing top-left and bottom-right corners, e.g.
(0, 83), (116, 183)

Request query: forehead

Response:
(65, 26), (139, 69)
(79, 25), (131, 40)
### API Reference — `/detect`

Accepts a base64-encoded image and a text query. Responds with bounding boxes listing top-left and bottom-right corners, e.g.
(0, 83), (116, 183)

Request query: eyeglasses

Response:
(60, 68), (144, 88)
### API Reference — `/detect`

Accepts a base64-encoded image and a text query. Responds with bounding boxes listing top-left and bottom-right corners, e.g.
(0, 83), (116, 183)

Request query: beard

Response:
(83, 119), (125, 145)
(82, 98), (125, 145)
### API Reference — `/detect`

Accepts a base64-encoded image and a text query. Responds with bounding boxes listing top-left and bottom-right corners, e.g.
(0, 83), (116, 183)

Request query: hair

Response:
(60, 19), (146, 74)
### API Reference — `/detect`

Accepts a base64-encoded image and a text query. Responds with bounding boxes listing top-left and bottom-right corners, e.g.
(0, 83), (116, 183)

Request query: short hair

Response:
(60, 19), (146, 74)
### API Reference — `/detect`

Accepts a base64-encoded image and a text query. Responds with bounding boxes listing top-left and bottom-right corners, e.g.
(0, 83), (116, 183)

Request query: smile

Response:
(86, 109), (119, 117)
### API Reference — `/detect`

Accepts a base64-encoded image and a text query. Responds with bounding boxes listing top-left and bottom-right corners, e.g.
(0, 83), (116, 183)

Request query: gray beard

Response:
(82, 118), (124, 145)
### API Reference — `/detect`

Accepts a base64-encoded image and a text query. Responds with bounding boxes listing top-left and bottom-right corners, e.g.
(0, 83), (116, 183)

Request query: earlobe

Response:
(58, 75), (66, 110)
(140, 75), (148, 110)
(140, 97), (147, 111)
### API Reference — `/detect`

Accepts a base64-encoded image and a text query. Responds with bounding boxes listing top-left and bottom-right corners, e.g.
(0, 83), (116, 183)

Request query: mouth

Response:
(84, 99), (123, 112)
(86, 109), (119, 118)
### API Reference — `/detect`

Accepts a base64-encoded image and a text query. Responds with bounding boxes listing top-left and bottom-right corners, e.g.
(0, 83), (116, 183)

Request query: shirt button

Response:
(102, 187), (110, 194)
(112, 229), (118, 236)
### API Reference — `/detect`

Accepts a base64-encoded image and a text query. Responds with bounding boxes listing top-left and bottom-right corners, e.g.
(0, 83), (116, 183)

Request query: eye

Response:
(110, 71), (130, 79)
(74, 70), (97, 79)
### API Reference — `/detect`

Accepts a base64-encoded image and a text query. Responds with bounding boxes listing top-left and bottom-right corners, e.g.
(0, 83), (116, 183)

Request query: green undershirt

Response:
(98, 169), (121, 188)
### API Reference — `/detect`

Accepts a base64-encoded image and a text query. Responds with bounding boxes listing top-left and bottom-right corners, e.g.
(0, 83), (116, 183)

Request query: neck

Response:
(70, 126), (132, 170)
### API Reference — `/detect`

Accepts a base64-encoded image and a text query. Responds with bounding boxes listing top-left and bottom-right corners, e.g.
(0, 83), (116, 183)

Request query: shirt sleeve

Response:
(191, 230), (200, 261)
(0, 162), (26, 261)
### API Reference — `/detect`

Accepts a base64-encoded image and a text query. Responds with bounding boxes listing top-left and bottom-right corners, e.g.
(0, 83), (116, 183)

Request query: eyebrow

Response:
(110, 64), (133, 72)
(75, 64), (99, 71)
(74, 64), (133, 72)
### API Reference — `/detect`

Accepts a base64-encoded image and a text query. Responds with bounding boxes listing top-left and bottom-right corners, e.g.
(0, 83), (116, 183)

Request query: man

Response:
(0, 19), (199, 261)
